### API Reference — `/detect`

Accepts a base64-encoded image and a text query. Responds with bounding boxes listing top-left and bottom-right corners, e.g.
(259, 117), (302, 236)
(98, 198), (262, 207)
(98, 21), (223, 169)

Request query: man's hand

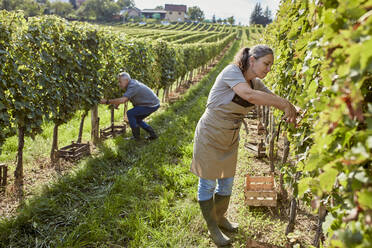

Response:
(100, 97), (128, 105)
(99, 98), (110, 104)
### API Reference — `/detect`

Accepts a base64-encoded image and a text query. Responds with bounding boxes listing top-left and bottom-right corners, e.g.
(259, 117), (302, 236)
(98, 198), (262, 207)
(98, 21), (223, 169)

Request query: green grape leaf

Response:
(319, 168), (338, 193)
(298, 177), (312, 197)
(357, 190), (372, 209)
(360, 38), (372, 71)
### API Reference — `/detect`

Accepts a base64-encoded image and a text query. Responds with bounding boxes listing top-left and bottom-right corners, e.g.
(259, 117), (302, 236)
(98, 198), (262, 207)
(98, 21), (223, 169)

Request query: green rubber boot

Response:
(214, 194), (239, 232)
(199, 198), (231, 246)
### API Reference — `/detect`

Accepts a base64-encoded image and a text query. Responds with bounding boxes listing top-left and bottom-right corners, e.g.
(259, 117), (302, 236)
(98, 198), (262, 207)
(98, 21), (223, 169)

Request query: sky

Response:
(134, 0), (281, 25)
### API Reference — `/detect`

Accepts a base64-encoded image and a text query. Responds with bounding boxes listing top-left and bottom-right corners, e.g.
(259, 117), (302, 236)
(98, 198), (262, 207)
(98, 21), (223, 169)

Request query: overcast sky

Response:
(134, 0), (281, 25)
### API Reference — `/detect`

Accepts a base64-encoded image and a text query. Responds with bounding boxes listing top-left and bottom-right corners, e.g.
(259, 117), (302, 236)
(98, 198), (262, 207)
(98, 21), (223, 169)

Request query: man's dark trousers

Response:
(127, 104), (160, 134)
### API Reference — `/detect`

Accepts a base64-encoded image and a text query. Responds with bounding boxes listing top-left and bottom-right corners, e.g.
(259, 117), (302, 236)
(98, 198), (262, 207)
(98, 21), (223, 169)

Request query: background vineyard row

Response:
(0, 11), (242, 196)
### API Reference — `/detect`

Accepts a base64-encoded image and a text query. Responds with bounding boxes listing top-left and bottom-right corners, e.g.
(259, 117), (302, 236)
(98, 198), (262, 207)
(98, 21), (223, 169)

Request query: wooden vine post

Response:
(280, 135), (290, 199)
(166, 87), (170, 102)
(110, 108), (115, 135)
(269, 111), (276, 172)
(242, 119), (249, 135)
(257, 105), (262, 121)
(262, 106), (266, 130)
(313, 204), (327, 247)
(189, 70), (193, 83)
(77, 111), (88, 143)
(0, 163), (7, 190)
(264, 106), (270, 133)
(161, 88), (166, 103)
(14, 126), (25, 198)
(286, 196), (297, 235)
(123, 102), (128, 124)
(91, 105), (99, 145)
(285, 171), (301, 235)
(282, 135), (290, 164)
(50, 123), (60, 168)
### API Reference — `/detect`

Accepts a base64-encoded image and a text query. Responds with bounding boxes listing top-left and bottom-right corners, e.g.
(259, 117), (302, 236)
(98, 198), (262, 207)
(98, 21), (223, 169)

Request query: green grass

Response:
(0, 40), (241, 247)
(0, 105), (123, 163)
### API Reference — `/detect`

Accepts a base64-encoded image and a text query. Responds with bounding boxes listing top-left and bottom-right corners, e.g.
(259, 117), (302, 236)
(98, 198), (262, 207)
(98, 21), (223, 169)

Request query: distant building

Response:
(164, 4), (186, 22)
(120, 7), (141, 18)
(141, 9), (167, 20)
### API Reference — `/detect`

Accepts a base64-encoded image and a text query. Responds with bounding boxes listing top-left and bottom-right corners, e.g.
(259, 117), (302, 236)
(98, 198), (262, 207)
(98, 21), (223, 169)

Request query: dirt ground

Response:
(228, 117), (318, 248)
(0, 158), (76, 220)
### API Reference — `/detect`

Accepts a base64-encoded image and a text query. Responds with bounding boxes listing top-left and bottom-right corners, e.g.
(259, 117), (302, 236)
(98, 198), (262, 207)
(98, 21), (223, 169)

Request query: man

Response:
(100, 72), (160, 141)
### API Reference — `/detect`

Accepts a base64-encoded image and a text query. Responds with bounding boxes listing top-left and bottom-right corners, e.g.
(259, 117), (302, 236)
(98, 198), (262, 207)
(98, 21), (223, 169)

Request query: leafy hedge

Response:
(264, 0), (371, 247)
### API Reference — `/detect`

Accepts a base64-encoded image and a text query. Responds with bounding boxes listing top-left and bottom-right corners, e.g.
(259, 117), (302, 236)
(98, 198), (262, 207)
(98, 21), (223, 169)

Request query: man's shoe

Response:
(144, 126), (158, 140)
(125, 127), (140, 141)
(125, 136), (141, 141)
(145, 134), (158, 140)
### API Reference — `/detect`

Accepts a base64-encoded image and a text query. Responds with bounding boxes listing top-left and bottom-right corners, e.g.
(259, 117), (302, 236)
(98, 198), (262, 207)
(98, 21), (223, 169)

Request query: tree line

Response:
(250, 2), (272, 26)
(0, 0), (134, 21)
(0, 0), (272, 25)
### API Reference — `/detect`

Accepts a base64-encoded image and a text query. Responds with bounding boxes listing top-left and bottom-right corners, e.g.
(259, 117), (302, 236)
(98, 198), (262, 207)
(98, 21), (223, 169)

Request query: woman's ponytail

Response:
(244, 47), (250, 56)
(241, 47), (251, 73)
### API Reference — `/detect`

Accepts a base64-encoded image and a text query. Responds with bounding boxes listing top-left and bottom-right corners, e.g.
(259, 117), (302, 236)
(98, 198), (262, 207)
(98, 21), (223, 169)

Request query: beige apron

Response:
(191, 101), (253, 179)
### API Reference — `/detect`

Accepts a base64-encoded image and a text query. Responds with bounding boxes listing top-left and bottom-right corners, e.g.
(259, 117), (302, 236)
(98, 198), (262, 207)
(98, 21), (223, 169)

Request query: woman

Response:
(191, 45), (297, 246)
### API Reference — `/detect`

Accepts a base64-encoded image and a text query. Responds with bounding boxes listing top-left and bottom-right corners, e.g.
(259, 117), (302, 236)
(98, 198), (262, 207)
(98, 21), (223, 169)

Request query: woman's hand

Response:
(100, 99), (107, 104)
(283, 101), (297, 125)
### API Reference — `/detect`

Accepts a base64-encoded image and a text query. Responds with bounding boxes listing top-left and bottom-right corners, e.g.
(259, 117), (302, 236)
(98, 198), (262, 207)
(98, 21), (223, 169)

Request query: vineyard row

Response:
(262, 0), (371, 247)
(0, 11), (238, 195)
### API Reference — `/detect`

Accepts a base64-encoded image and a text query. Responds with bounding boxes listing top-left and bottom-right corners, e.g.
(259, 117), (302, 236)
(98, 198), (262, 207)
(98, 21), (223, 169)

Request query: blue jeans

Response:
(127, 105), (159, 130)
(197, 177), (234, 201)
